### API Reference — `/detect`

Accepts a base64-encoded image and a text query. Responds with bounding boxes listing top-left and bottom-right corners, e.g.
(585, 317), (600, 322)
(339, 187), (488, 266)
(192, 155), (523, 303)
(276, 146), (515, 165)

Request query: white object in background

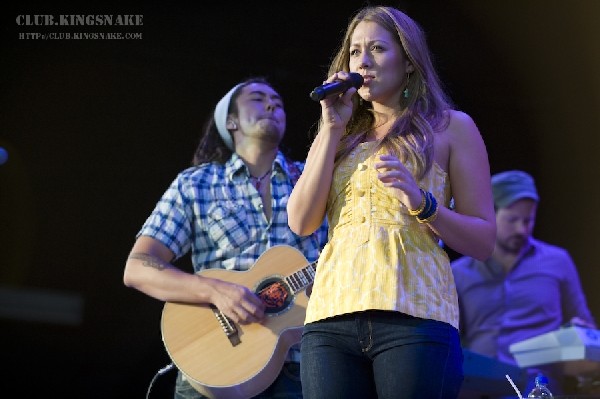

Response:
(509, 326), (600, 376)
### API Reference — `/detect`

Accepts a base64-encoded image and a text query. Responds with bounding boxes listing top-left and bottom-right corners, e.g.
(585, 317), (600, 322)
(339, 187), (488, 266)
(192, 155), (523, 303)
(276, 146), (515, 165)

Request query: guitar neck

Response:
(284, 261), (316, 294)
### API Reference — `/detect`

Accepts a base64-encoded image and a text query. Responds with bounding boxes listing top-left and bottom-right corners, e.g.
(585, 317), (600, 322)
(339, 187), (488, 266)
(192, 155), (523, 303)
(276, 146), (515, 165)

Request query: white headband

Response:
(214, 83), (243, 151)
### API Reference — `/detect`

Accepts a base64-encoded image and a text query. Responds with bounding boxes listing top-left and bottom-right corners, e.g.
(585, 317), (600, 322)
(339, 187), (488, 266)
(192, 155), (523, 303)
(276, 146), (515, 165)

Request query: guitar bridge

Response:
(210, 305), (241, 347)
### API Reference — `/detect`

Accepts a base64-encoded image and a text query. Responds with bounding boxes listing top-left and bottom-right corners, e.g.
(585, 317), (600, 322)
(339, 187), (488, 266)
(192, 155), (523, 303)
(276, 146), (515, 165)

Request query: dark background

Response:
(1, 1), (599, 397)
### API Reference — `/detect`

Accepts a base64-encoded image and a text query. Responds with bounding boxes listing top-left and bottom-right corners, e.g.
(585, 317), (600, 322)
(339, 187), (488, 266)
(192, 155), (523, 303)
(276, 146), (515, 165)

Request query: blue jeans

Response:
(300, 310), (463, 399)
(174, 362), (302, 399)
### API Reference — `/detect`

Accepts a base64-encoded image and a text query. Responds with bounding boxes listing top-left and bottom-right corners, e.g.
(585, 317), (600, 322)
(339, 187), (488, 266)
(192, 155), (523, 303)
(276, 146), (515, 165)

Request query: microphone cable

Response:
(145, 362), (174, 399)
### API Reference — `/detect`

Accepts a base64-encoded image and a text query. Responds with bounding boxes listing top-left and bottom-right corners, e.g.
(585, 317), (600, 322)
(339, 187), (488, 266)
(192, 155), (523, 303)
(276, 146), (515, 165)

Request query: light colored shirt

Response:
(451, 238), (595, 365)
(138, 151), (328, 270)
(305, 141), (459, 329)
(138, 151), (326, 376)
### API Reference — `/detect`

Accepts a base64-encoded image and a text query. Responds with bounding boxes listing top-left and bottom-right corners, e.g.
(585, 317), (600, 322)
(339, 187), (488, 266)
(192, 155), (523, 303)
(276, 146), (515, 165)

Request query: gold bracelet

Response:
(408, 189), (426, 216)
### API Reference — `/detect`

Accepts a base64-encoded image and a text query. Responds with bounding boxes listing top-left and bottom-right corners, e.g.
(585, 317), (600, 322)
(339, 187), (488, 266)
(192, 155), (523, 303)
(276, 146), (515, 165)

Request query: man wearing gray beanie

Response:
(451, 170), (596, 396)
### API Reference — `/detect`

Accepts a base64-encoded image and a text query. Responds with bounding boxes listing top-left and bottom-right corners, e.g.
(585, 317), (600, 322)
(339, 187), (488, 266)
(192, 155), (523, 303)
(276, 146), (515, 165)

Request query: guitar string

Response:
(218, 261), (316, 322)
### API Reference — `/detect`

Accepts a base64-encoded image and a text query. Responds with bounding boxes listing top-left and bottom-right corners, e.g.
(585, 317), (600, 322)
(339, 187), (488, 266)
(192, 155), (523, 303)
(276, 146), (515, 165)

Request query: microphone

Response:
(309, 73), (364, 101)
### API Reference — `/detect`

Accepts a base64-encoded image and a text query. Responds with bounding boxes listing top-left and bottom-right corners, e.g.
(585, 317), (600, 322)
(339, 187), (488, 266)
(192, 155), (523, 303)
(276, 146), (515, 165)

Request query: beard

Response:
(498, 234), (528, 254)
(254, 120), (284, 141)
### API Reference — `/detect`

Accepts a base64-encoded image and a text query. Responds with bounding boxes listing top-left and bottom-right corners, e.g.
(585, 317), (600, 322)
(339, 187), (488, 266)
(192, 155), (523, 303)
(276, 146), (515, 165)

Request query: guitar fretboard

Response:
(284, 262), (316, 294)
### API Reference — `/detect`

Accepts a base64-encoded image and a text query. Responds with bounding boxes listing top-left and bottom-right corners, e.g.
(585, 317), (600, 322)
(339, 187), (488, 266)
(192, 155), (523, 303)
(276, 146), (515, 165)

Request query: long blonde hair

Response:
(324, 6), (453, 179)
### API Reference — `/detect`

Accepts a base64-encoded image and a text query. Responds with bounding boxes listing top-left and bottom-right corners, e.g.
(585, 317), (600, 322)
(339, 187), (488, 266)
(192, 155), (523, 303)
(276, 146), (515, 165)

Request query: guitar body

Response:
(161, 245), (314, 399)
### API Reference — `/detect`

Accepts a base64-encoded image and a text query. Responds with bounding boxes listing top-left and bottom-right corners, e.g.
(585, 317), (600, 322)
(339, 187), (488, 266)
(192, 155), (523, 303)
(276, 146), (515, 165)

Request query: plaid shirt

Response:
(138, 151), (328, 271)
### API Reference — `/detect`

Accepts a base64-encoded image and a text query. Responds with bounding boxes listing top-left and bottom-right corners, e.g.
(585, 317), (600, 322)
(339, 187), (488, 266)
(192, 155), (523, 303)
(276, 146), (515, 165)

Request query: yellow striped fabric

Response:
(305, 141), (459, 329)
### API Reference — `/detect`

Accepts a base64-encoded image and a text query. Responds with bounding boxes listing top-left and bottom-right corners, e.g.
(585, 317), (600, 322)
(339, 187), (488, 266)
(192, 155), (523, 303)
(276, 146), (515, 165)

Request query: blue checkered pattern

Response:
(138, 151), (328, 272)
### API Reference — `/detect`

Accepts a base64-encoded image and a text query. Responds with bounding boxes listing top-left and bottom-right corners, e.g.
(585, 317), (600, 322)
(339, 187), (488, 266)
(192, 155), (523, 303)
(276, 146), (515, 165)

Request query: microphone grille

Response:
(349, 72), (364, 88)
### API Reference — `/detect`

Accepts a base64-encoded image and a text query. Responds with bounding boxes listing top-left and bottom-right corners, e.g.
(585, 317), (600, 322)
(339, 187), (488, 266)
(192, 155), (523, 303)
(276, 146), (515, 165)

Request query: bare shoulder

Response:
(434, 110), (482, 169)
(446, 110), (478, 135)
(445, 109), (485, 150)
(445, 109), (490, 185)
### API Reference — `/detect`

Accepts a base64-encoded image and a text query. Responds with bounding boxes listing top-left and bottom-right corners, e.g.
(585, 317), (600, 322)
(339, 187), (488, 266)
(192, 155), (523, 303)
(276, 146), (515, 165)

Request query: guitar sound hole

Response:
(256, 278), (292, 315)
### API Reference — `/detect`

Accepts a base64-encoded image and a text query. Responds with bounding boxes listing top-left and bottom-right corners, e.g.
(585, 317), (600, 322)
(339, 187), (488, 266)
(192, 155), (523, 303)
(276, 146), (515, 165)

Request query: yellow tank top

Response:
(305, 141), (459, 329)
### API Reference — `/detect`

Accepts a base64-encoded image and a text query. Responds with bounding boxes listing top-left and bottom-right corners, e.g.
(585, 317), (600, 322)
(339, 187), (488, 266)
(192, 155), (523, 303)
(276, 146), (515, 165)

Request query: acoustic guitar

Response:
(161, 245), (316, 399)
